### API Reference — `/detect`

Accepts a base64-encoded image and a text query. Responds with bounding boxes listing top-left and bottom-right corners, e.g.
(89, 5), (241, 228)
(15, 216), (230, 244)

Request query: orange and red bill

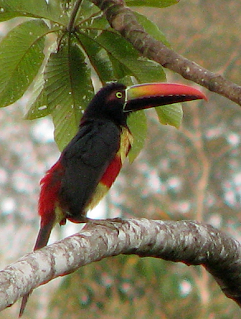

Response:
(124, 82), (207, 112)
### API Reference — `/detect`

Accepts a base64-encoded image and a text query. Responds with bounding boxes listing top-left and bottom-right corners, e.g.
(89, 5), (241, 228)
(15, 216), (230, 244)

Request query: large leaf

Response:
(127, 111), (147, 162)
(155, 103), (183, 128)
(76, 32), (114, 84)
(44, 39), (94, 150)
(134, 11), (170, 46)
(83, 12), (109, 30)
(126, 0), (179, 7)
(108, 54), (131, 80)
(24, 75), (49, 120)
(0, 19), (49, 107)
(75, 0), (103, 24)
(0, 0), (67, 24)
(95, 30), (166, 83)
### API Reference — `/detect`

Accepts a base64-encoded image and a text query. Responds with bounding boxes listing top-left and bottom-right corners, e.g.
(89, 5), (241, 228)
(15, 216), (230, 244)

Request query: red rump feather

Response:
(38, 160), (65, 226)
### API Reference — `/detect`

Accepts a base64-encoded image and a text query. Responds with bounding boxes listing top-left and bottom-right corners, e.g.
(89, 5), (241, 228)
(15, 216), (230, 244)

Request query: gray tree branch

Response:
(91, 0), (241, 106)
(1, 219), (241, 312)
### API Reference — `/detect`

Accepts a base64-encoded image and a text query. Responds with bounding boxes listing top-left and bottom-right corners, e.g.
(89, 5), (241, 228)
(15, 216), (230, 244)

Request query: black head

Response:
(82, 82), (128, 126)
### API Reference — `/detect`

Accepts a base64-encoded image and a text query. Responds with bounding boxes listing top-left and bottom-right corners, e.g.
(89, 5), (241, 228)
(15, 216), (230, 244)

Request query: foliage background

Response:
(1, 0), (241, 318)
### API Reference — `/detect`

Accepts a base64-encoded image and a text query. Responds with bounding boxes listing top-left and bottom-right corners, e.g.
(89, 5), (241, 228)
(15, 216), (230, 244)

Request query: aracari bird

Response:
(19, 82), (206, 316)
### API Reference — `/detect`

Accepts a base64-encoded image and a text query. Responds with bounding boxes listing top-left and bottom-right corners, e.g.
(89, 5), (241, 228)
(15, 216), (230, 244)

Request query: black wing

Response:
(59, 119), (120, 219)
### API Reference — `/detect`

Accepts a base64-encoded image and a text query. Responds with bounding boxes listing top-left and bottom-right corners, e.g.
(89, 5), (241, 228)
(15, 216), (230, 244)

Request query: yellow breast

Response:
(118, 127), (134, 163)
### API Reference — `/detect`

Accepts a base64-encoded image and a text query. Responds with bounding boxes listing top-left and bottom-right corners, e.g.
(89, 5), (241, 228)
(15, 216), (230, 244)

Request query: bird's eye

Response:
(116, 92), (122, 99)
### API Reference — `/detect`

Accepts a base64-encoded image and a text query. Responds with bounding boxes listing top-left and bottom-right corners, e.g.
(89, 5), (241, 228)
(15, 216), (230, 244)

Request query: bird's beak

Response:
(124, 83), (207, 112)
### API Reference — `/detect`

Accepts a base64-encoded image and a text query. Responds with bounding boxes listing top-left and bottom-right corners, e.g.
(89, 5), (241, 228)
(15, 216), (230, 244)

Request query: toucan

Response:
(19, 82), (206, 316)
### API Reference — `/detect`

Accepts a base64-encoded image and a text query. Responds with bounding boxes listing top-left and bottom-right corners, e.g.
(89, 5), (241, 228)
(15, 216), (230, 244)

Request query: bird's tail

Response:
(19, 294), (30, 318)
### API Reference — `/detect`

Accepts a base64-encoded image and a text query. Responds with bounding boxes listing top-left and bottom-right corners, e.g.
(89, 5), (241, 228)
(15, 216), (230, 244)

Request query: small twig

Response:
(75, 10), (103, 27)
(67, 0), (83, 32)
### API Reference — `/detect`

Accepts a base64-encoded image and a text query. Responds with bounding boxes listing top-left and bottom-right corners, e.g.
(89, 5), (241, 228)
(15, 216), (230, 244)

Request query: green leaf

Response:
(95, 30), (166, 83)
(134, 11), (170, 46)
(76, 32), (114, 84)
(155, 103), (183, 128)
(126, 0), (179, 7)
(0, 0), (47, 21)
(0, 0), (67, 24)
(44, 38), (94, 150)
(0, 19), (49, 107)
(127, 111), (147, 162)
(0, 10), (20, 21)
(24, 75), (49, 120)
(75, 0), (103, 24)
(108, 54), (130, 79)
(83, 13), (109, 30)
